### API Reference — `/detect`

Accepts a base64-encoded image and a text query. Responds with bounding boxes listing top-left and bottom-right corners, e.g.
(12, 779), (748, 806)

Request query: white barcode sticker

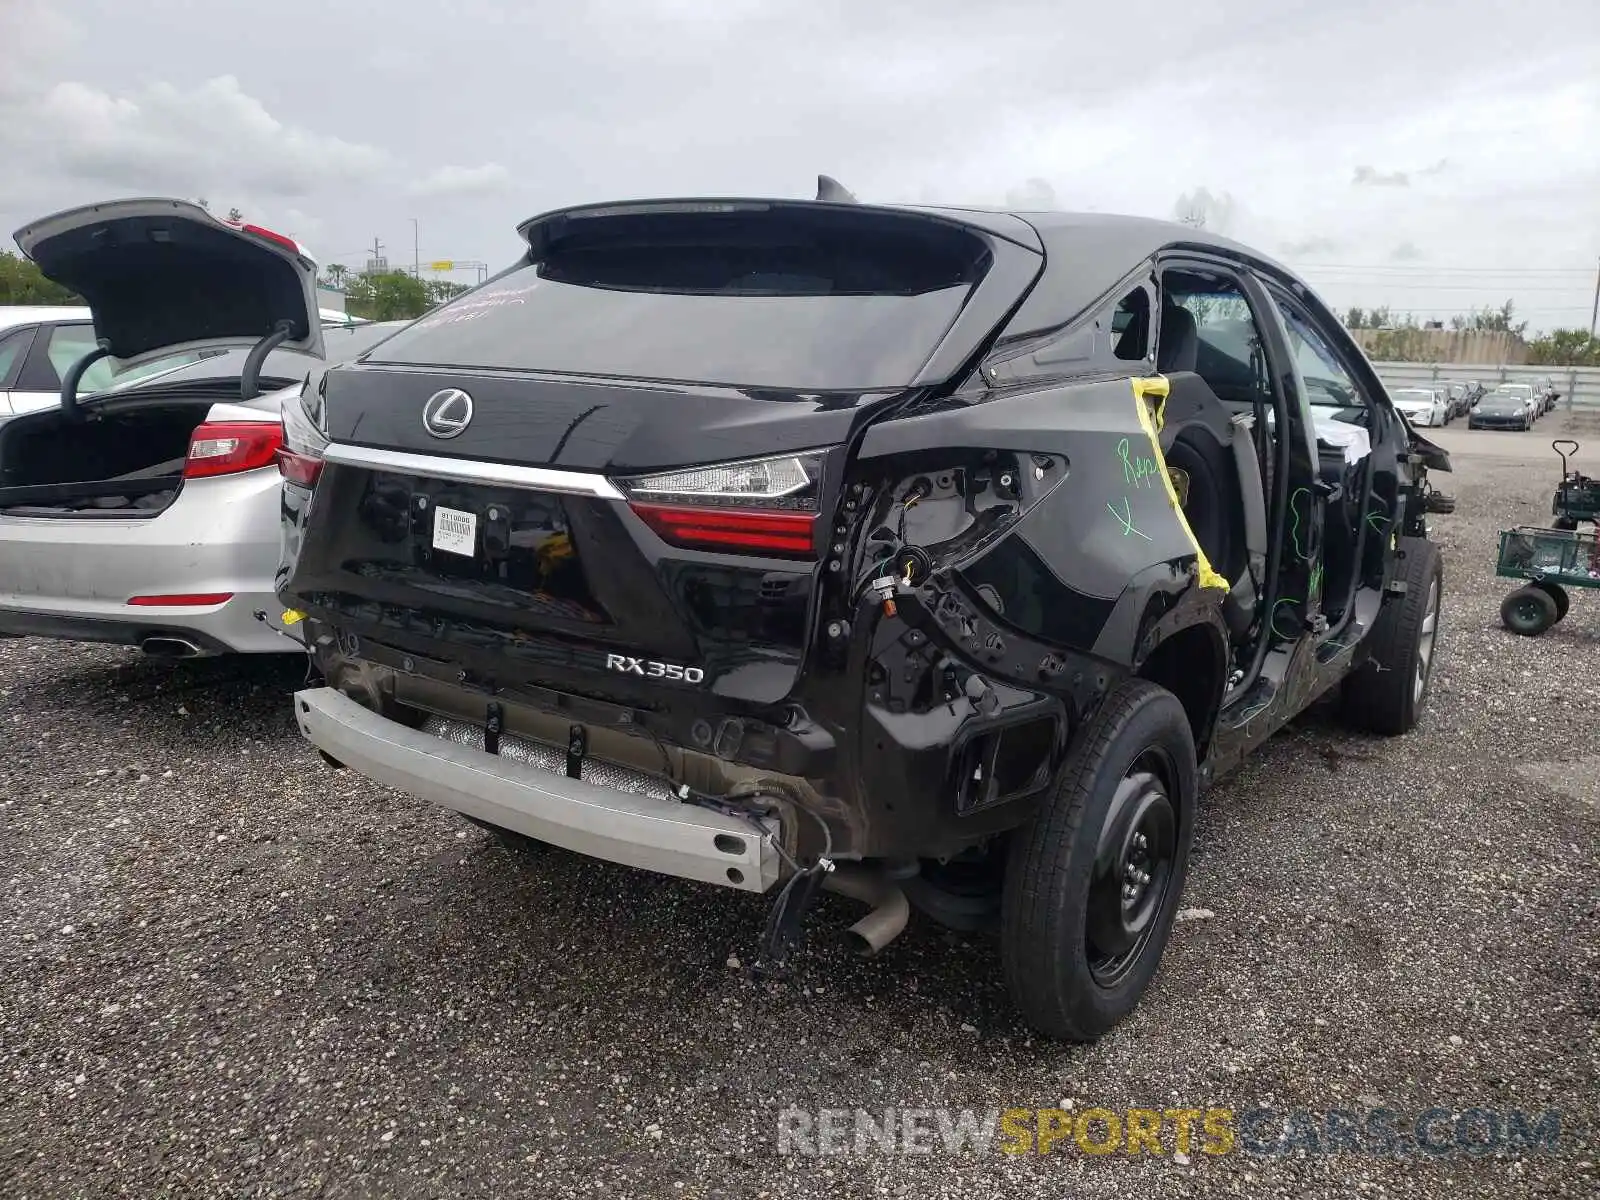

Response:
(431, 505), (478, 556)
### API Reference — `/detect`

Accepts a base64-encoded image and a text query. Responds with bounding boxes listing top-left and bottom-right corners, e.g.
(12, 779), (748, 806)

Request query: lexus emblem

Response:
(421, 388), (474, 439)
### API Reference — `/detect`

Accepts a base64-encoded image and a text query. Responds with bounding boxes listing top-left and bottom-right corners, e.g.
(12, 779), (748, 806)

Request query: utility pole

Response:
(411, 218), (420, 278)
(1590, 255), (1599, 339)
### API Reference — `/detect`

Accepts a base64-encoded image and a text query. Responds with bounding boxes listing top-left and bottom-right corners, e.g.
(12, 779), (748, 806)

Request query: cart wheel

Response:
(1501, 586), (1558, 637)
(1530, 580), (1569, 623)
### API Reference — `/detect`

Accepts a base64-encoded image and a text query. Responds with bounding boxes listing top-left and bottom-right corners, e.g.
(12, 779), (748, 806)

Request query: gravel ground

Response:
(2, 425), (1597, 1199)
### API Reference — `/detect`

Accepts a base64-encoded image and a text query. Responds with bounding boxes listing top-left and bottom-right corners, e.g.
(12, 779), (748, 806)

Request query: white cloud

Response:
(0, 72), (387, 221)
(407, 163), (512, 198)
(1003, 178), (1058, 210)
(2, 0), (1596, 330)
(27, 75), (387, 199)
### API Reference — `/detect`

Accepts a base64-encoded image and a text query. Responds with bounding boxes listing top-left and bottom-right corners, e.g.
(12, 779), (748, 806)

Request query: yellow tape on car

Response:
(1130, 376), (1229, 591)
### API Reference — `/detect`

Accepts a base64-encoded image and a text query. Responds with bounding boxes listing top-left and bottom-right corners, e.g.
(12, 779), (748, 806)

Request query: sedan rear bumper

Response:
(0, 594), (294, 654)
(0, 467), (294, 653)
(292, 686), (781, 893)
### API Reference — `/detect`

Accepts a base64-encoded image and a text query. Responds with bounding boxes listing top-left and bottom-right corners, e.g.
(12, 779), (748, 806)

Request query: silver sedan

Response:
(0, 198), (406, 656)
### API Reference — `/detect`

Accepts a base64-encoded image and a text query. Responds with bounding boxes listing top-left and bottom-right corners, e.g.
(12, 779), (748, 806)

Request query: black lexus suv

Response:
(276, 181), (1451, 1041)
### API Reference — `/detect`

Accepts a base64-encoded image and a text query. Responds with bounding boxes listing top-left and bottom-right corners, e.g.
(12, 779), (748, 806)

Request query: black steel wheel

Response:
(1501, 586), (1558, 637)
(1001, 679), (1197, 1042)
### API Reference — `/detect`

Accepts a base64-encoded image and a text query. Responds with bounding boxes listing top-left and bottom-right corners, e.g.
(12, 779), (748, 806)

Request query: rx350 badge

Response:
(606, 654), (706, 684)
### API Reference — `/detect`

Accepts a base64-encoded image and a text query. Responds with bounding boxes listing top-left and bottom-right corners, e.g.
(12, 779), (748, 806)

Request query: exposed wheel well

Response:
(1136, 624), (1225, 759)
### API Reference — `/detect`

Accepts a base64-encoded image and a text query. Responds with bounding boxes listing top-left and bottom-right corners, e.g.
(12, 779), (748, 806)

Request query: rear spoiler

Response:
(58, 321), (297, 420)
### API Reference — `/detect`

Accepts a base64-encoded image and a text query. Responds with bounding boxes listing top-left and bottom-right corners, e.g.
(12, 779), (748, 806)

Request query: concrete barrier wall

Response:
(1368, 361), (1600, 410)
(1352, 329), (1528, 365)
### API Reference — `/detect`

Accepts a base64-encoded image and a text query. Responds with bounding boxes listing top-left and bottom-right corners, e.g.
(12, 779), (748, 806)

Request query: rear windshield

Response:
(365, 206), (992, 390)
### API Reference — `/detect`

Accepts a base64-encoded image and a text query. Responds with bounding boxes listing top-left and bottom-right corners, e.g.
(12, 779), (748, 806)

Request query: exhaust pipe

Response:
(140, 636), (203, 659)
(823, 865), (910, 957)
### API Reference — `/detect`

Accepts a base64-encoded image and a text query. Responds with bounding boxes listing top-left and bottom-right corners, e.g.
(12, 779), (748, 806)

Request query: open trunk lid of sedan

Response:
(279, 198), (1044, 706)
(0, 198), (324, 518)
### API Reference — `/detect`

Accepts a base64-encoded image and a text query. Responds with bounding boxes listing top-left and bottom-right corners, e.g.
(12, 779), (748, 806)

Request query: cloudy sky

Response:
(2, 0), (1597, 331)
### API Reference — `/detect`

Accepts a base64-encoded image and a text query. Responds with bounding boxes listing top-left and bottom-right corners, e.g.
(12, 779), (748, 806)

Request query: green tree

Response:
(1525, 329), (1600, 367)
(320, 263), (350, 290)
(0, 250), (82, 304)
(423, 278), (469, 307)
(1343, 306), (1400, 330)
(345, 270), (430, 321)
(1449, 299), (1528, 337)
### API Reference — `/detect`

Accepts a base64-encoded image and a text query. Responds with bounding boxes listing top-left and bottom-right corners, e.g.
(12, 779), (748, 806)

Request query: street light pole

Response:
(1589, 254), (1599, 339)
(411, 218), (420, 278)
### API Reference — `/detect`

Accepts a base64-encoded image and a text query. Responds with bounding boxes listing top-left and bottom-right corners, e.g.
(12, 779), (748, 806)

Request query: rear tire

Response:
(1531, 580), (1570, 623)
(1501, 586), (1558, 637)
(1341, 536), (1443, 735)
(1000, 679), (1197, 1042)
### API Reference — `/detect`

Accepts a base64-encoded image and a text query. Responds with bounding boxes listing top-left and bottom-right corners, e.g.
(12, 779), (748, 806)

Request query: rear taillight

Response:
(630, 503), (818, 557)
(184, 422), (283, 479)
(275, 447), (323, 486)
(278, 383), (329, 487)
(616, 453), (823, 558)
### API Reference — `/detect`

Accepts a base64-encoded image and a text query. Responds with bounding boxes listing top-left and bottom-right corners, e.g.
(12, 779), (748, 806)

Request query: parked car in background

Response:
(1390, 386), (1450, 427)
(0, 304), (364, 424)
(275, 190), (1451, 1041)
(0, 198), (403, 657)
(1447, 380), (1485, 416)
(1530, 376), (1558, 415)
(1468, 390), (1534, 431)
(1443, 382), (1472, 421)
(1492, 382), (1541, 424)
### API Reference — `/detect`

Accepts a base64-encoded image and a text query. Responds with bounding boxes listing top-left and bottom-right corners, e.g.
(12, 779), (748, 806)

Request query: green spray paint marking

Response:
(1107, 497), (1154, 540)
(1290, 487), (1311, 561)
(1117, 438), (1162, 489)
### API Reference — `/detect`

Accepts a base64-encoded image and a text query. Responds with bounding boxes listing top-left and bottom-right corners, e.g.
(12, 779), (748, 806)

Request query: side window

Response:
(1110, 288), (1150, 361)
(1262, 289), (1366, 411)
(0, 328), (34, 387)
(45, 324), (117, 395)
(1160, 270), (1271, 406)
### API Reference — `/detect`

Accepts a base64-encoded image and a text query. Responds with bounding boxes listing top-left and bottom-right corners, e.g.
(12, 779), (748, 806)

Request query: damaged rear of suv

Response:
(277, 185), (1449, 1040)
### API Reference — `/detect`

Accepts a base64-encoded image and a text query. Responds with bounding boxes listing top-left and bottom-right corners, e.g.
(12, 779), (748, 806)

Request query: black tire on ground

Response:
(1000, 679), (1197, 1043)
(1552, 516), (1579, 532)
(1341, 536), (1444, 736)
(1501, 586), (1559, 637)
(1531, 580), (1570, 623)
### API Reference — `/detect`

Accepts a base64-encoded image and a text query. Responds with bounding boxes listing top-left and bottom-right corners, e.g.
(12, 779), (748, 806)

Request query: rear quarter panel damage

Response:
(846, 373), (1231, 802)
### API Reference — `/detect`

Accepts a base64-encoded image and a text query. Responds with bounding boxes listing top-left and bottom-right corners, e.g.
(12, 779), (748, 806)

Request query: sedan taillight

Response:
(184, 421), (284, 479)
